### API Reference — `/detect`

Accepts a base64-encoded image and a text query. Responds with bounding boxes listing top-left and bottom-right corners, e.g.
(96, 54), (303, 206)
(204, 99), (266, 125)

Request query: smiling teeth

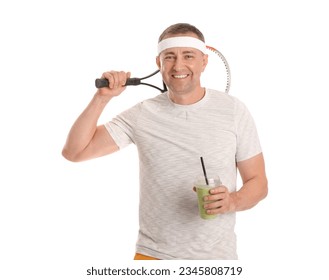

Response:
(174, 75), (188, 79)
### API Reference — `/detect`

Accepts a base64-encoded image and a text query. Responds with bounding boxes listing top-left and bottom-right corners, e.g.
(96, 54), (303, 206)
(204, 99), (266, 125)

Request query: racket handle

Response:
(95, 77), (140, 88)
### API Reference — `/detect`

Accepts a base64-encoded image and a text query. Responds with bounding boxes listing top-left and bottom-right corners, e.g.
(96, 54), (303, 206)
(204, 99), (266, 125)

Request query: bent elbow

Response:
(261, 177), (269, 200)
(62, 148), (81, 162)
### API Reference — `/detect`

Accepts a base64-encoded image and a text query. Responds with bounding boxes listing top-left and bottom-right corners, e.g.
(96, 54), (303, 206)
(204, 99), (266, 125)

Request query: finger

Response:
(126, 71), (131, 79)
(102, 71), (115, 89)
(205, 199), (231, 214)
(111, 71), (120, 88)
(204, 200), (223, 210)
(204, 192), (226, 202)
(209, 186), (228, 194)
(206, 207), (224, 215)
(118, 71), (127, 86)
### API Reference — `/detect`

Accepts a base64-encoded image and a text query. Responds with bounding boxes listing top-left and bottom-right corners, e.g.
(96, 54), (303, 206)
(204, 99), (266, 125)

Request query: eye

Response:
(185, 54), (194, 59)
(164, 55), (175, 61)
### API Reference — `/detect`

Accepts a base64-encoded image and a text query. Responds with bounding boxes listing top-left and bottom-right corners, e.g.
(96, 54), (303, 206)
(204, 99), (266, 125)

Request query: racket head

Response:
(201, 46), (231, 94)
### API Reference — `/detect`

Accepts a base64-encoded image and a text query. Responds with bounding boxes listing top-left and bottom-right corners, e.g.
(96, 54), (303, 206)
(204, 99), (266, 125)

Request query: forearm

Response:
(230, 175), (268, 212)
(62, 93), (112, 160)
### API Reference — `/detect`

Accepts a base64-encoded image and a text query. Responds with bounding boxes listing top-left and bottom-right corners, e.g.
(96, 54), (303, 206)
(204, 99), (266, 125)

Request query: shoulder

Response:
(140, 92), (168, 106)
(207, 88), (236, 103)
(119, 93), (166, 115)
(206, 88), (245, 112)
(135, 92), (170, 115)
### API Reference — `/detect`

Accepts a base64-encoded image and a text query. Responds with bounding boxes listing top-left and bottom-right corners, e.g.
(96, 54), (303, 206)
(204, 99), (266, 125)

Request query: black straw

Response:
(200, 157), (209, 185)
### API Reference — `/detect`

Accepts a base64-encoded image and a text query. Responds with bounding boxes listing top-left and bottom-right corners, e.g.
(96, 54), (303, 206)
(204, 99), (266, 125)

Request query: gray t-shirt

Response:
(105, 89), (262, 259)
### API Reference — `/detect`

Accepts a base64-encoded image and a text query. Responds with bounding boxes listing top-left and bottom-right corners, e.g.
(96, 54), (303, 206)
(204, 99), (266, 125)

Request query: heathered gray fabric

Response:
(104, 89), (262, 259)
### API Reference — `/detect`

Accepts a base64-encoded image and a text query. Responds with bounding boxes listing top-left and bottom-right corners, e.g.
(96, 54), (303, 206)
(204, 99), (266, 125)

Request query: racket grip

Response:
(95, 78), (140, 88)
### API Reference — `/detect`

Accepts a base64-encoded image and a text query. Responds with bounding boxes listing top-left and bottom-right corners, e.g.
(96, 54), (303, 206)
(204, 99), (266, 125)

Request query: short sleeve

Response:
(104, 103), (141, 149)
(234, 98), (262, 162)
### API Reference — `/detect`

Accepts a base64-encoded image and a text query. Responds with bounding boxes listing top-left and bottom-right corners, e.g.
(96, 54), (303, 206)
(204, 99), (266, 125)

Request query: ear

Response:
(202, 54), (208, 72)
(156, 56), (161, 69)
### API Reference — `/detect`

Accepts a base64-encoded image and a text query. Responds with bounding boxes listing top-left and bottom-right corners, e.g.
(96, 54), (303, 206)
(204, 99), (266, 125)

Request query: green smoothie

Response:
(196, 186), (217, 219)
(195, 176), (221, 220)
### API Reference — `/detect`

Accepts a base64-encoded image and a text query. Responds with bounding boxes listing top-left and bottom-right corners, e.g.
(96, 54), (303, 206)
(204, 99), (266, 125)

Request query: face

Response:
(156, 33), (208, 96)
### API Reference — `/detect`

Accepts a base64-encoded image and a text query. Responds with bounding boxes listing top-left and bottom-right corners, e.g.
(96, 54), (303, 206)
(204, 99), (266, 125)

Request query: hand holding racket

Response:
(95, 71), (133, 98)
(95, 46), (231, 94)
(96, 70), (167, 93)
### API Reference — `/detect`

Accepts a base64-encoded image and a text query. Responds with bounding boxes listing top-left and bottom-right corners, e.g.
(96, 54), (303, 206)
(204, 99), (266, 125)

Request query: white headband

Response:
(157, 36), (207, 55)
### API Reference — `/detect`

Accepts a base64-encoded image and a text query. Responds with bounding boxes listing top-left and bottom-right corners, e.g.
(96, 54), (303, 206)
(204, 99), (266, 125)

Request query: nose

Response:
(173, 56), (184, 71)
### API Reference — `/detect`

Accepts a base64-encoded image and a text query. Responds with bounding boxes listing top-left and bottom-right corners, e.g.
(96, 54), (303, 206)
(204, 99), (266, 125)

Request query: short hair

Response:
(158, 23), (205, 43)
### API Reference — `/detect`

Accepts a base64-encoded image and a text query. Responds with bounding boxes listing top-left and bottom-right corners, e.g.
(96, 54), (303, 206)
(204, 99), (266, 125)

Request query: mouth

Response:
(172, 74), (189, 79)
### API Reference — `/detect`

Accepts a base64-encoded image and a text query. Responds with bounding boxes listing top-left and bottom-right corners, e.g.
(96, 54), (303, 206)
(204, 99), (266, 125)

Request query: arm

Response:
(204, 153), (268, 214)
(62, 71), (130, 162)
(231, 152), (268, 211)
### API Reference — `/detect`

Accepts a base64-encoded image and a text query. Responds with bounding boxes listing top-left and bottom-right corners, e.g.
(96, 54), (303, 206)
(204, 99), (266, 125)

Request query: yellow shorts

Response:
(134, 253), (160, 260)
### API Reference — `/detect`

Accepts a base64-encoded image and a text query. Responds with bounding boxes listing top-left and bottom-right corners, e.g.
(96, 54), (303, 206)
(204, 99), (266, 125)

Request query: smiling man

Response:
(156, 34), (208, 104)
(62, 23), (268, 260)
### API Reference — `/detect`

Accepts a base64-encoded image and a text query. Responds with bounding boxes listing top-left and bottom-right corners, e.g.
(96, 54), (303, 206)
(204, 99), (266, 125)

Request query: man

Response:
(62, 23), (268, 260)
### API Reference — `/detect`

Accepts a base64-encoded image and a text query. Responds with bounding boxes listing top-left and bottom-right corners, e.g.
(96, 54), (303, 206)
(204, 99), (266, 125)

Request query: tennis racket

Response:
(95, 46), (231, 94)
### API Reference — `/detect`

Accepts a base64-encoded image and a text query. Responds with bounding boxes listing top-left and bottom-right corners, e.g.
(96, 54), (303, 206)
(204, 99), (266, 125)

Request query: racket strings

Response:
(206, 46), (231, 94)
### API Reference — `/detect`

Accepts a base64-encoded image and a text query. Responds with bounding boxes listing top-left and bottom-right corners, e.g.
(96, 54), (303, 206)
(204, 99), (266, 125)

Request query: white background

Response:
(1, 0), (328, 279)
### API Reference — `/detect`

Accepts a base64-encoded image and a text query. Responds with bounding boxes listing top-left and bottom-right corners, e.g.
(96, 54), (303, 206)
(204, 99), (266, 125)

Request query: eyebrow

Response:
(163, 50), (197, 56)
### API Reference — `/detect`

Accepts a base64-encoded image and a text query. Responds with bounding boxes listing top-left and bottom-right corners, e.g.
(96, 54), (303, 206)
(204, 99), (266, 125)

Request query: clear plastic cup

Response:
(195, 175), (222, 219)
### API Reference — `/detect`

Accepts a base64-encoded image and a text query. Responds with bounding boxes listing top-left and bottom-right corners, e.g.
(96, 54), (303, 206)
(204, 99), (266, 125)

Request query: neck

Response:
(168, 87), (206, 105)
